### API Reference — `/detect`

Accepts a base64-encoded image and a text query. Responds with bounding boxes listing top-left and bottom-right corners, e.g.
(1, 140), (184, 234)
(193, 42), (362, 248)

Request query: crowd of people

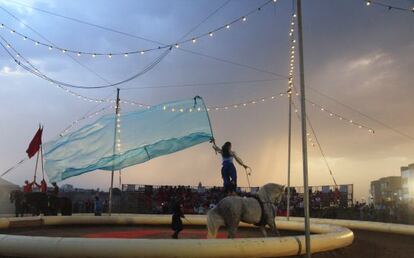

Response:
(126, 183), (350, 216)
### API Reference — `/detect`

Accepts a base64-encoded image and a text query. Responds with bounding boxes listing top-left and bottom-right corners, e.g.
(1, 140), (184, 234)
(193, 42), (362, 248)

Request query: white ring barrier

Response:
(277, 217), (414, 236)
(0, 214), (353, 258)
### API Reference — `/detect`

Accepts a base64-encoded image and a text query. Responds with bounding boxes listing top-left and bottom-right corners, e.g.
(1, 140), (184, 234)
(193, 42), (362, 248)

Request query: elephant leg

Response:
(260, 226), (268, 237)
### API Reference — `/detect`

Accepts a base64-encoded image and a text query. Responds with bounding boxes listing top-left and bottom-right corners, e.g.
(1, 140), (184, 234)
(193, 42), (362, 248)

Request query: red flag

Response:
(26, 126), (43, 158)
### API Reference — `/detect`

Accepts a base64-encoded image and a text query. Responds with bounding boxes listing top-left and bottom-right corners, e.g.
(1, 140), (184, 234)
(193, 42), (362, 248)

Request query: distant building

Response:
(61, 184), (74, 192)
(401, 164), (414, 202)
(370, 176), (401, 206)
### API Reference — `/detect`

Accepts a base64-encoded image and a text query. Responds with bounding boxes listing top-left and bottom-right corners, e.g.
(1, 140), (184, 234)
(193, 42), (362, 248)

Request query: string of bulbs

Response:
(286, 12), (315, 147)
(364, 0), (414, 13)
(0, 34), (172, 89)
(59, 105), (113, 136)
(305, 99), (375, 134)
(0, 0), (277, 59)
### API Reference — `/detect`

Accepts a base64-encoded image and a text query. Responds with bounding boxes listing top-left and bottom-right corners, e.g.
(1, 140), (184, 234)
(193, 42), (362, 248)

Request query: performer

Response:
(35, 179), (48, 193)
(211, 139), (250, 194)
(94, 196), (103, 216)
(23, 180), (34, 193)
(51, 182), (59, 196)
(171, 202), (185, 239)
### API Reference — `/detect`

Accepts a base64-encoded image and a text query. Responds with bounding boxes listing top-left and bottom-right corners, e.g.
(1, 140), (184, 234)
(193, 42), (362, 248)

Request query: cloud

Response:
(0, 0), (55, 15)
(346, 50), (394, 71)
(0, 65), (25, 76)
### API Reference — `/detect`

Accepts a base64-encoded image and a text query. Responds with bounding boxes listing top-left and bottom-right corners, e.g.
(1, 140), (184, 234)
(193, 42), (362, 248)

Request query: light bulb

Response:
(124, 53), (128, 57)
(366, 1), (371, 6)
(242, 17), (247, 22)
(77, 52), (81, 56)
(92, 54), (96, 58)
(226, 24), (230, 29)
(209, 32), (213, 37)
(140, 51), (145, 55)
(108, 54), (112, 58)
(175, 44), (179, 48)
(192, 38), (196, 43)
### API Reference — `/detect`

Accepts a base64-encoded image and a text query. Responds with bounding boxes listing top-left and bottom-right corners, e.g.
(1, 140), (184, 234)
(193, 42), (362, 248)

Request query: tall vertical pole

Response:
(109, 88), (120, 216)
(296, 0), (311, 257)
(287, 90), (292, 220)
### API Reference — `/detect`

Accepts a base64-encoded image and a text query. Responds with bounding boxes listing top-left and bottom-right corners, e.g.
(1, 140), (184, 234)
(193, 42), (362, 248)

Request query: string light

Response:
(287, 13), (296, 93)
(207, 92), (286, 112)
(0, 0), (278, 58)
(59, 105), (113, 136)
(363, 0), (414, 13)
(116, 104), (123, 155)
(306, 99), (375, 134)
(291, 102), (316, 147)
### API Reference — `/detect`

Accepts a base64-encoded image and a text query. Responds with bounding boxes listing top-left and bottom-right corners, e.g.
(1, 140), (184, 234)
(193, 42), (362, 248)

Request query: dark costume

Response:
(171, 203), (185, 239)
(221, 160), (237, 193)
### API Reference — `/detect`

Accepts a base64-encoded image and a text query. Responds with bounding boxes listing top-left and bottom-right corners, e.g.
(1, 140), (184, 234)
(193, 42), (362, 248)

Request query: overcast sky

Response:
(0, 0), (413, 201)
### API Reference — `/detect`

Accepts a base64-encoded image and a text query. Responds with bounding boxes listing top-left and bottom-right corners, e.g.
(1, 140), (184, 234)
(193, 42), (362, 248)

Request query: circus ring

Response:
(0, 214), (354, 258)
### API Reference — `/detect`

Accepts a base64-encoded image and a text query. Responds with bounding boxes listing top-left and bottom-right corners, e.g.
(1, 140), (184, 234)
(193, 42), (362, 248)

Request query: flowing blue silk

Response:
(44, 97), (212, 182)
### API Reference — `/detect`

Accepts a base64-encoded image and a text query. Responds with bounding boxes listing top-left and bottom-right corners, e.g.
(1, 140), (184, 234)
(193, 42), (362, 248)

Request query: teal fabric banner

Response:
(44, 97), (212, 182)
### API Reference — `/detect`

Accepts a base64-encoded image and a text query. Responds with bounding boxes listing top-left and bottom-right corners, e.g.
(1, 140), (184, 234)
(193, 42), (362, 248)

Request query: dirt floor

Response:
(1, 225), (414, 257)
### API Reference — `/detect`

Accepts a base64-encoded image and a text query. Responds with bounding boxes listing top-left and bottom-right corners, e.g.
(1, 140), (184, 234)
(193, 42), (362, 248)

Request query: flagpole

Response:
(296, 0), (311, 257)
(109, 88), (120, 216)
(33, 149), (40, 183)
(40, 126), (45, 181)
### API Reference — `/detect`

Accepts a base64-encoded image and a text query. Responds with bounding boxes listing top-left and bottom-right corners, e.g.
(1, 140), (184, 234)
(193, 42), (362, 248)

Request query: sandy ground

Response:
(1, 225), (413, 257)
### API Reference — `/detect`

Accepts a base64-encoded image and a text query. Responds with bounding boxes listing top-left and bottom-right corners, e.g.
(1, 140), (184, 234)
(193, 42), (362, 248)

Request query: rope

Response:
(0, 157), (27, 178)
(244, 167), (252, 189)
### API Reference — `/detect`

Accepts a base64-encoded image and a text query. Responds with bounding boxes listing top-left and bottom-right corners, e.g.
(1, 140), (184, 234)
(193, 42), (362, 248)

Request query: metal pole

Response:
(296, 0), (311, 257)
(287, 90), (292, 220)
(109, 88), (120, 216)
